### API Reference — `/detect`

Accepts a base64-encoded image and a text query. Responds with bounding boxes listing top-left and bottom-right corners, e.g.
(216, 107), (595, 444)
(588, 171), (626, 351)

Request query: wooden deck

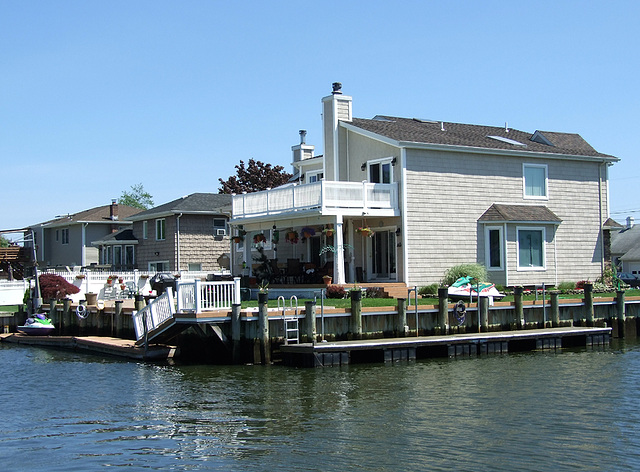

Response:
(0, 333), (178, 360)
(279, 326), (612, 367)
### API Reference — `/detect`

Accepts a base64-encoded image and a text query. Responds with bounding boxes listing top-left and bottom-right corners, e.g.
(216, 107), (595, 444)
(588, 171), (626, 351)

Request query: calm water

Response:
(1, 340), (639, 471)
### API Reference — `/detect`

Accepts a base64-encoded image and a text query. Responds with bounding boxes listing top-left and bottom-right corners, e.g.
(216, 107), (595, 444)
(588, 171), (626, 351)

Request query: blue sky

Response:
(1, 0), (638, 233)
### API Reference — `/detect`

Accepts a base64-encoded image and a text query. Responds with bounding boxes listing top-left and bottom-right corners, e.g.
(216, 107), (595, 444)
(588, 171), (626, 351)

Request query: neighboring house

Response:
(26, 200), (140, 268)
(91, 228), (138, 271)
(230, 83), (619, 287)
(120, 193), (232, 273)
(611, 217), (640, 275)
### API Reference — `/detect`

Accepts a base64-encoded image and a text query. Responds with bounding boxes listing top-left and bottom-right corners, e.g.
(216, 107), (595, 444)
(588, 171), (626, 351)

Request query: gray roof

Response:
(478, 204), (562, 224)
(92, 228), (138, 245)
(348, 116), (616, 159)
(37, 204), (140, 227)
(130, 193), (232, 220)
(611, 225), (640, 256)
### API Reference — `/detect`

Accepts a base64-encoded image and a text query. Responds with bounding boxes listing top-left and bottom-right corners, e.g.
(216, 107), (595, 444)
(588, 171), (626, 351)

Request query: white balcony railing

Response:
(232, 181), (398, 219)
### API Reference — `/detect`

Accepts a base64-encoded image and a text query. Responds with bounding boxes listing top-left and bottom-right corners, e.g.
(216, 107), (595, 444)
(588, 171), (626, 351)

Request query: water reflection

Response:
(1, 342), (639, 471)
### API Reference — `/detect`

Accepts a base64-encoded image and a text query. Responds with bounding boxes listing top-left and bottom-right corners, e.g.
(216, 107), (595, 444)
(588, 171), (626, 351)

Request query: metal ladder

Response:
(278, 295), (299, 344)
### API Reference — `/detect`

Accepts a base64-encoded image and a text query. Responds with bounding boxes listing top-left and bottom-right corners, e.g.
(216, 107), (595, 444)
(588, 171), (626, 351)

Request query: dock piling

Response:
(258, 292), (270, 364)
(350, 289), (362, 339)
(396, 298), (408, 336)
(584, 283), (594, 326)
(304, 301), (316, 343)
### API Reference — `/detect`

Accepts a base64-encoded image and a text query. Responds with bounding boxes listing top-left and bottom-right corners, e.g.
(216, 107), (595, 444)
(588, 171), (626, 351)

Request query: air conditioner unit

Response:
(216, 228), (227, 236)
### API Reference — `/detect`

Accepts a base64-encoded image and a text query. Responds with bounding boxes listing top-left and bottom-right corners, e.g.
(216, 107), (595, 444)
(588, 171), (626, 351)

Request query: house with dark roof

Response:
(114, 193), (233, 273)
(229, 83), (619, 287)
(611, 217), (640, 275)
(26, 200), (141, 268)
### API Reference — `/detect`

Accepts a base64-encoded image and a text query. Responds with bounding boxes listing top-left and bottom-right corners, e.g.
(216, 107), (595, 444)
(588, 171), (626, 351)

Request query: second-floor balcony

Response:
(232, 180), (399, 221)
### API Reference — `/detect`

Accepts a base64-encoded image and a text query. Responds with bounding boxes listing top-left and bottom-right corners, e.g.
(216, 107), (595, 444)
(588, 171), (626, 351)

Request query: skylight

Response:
(486, 135), (527, 147)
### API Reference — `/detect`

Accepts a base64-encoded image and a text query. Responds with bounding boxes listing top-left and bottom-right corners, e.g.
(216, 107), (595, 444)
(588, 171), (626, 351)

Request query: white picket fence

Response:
(0, 269), (232, 306)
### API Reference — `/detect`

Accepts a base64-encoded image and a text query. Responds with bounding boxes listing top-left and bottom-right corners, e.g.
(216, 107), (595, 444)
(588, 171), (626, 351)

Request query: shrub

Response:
(365, 287), (385, 298)
(557, 281), (575, 292)
(441, 263), (488, 286)
(325, 285), (347, 299)
(576, 280), (589, 290)
(418, 284), (439, 296)
(39, 273), (80, 300)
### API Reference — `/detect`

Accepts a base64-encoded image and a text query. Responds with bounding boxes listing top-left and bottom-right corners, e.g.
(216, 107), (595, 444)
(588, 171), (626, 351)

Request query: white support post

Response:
(233, 277), (241, 305)
(194, 280), (202, 313)
(334, 215), (345, 284)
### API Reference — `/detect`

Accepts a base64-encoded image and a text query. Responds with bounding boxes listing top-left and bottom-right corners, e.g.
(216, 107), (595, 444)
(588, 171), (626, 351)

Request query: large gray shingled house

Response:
(229, 83), (619, 288)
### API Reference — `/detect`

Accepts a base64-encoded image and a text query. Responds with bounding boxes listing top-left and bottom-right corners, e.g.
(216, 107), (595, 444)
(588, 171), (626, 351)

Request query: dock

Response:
(0, 333), (178, 361)
(279, 326), (611, 367)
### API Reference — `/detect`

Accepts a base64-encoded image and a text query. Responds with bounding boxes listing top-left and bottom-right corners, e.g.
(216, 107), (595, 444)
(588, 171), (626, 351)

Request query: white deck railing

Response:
(176, 278), (241, 312)
(232, 180), (398, 219)
(133, 287), (176, 341)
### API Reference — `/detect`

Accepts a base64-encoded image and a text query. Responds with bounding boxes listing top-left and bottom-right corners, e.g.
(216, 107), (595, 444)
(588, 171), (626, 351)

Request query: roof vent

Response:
(627, 216), (635, 229)
(332, 82), (342, 94)
(299, 129), (307, 144)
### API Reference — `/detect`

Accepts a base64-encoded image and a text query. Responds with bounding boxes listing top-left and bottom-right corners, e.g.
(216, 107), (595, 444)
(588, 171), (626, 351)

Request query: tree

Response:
(119, 183), (154, 210)
(39, 274), (80, 300)
(218, 159), (292, 194)
(0, 235), (10, 248)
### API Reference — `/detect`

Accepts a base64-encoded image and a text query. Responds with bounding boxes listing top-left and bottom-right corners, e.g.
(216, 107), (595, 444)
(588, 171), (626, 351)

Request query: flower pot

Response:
(323, 277), (332, 285)
(85, 292), (97, 306)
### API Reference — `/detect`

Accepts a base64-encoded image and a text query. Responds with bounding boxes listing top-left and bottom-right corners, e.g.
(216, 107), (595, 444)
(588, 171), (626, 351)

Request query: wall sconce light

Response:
(395, 228), (401, 236)
(154, 252), (160, 256)
(391, 157), (397, 166)
(361, 163), (366, 171)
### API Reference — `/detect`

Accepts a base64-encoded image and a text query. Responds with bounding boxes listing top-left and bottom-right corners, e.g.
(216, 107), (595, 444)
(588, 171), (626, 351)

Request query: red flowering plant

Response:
(285, 230), (299, 244)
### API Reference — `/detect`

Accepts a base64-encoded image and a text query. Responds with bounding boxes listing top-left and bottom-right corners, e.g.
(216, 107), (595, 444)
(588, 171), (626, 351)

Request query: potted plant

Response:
(253, 233), (267, 244)
(301, 227), (316, 239)
(356, 226), (374, 237)
(106, 275), (114, 285)
(285, 230), (299, 244)
(323, 225), (334, 237)
(323, 275), (332, 285)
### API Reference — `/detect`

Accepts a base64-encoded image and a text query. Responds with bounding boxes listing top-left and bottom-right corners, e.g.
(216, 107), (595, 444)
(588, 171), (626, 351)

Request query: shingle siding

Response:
(403, 148), (608, 286)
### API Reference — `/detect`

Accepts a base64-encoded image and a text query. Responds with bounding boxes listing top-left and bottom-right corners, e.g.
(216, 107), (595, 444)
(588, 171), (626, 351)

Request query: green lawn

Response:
(242, 288), (640, 309)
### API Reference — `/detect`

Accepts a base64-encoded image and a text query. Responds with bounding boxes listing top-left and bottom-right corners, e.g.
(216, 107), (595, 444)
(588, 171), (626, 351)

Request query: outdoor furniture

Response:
(286, 259), (303, 284)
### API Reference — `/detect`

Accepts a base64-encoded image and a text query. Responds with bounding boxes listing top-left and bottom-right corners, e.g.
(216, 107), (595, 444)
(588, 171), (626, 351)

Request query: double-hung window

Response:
(61, 228), (69, 245)
(523, 163), (548, 199)
(156, 218), (165, 241)
(517, 227), (545, 270)
(142, 221), (148, 239)
(307, 171), (323, 183)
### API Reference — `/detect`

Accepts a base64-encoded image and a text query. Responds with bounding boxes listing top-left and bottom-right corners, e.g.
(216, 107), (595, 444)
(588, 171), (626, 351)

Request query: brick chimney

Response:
(110, 199), (119, 233)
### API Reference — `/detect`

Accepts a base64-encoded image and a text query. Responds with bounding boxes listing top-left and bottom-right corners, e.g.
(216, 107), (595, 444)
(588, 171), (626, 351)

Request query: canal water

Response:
(1, 340), (639, 471)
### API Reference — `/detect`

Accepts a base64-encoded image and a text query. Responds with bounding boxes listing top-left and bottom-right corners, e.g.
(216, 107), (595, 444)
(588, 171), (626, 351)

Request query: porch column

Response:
(334, 215), (345, 284)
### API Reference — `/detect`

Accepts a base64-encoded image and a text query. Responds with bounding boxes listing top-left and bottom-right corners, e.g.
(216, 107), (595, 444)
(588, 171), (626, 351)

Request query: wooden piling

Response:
(550, 291), (560, 327)
(396, 298), (407, 337)
(257, 292), (270, 364)
(62, 299), (71, 335)
(479, 296), (489, 332)
(114, 300), (123, 338)
(584, 283), (594, 326)
(350, 289), (362, 339)
(304, 301), (316, 343)
(231, 303), (241, 363)
(513, 287), (524, 328)
(437, 287), (448, 335)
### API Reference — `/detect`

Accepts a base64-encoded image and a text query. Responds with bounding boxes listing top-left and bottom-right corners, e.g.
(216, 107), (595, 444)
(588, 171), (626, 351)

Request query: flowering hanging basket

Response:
(286, 231), (299, 244)
(253, 233), (267, 244)
(232, 236), (244, 243)
(301, 227), (316, 239)
(356, 227), (374, 237)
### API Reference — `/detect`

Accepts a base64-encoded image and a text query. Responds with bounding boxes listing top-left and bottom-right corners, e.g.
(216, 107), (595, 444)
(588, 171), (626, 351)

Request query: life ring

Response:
(454, 300), (466, 325)
(76, 304), (88, 319)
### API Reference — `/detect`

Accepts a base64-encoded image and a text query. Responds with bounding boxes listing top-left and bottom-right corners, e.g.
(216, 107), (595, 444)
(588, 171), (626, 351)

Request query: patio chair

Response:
(286, 258), (303, 284)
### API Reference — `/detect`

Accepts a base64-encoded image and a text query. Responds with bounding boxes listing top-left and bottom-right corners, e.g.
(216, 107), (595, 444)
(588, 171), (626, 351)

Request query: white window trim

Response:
(142, 221), (148, 239)
(516, 226), (546, 271)
(155, 218), (166, 241)
(149, 261), (170, 272)
(522, 163), (548, 200)
(484, 225), (504, 271)
(306, 170), (324, 183)
(367, 157), (395, 184)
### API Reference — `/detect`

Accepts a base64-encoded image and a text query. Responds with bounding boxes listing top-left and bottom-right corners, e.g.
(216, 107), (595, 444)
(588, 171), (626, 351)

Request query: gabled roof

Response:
(611, 225), (640, 255)
(129, 193), (232, 220)
(478, 204), (562, 224)
(346, 116), (616, 160)
(38, 204), (141, 227)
